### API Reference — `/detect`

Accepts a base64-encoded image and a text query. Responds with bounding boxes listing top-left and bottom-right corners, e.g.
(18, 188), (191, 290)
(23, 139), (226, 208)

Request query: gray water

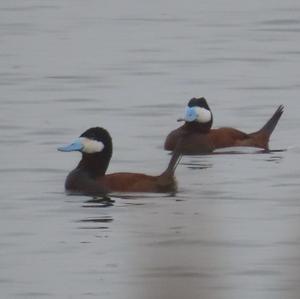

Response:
(1, 0), (300, 298)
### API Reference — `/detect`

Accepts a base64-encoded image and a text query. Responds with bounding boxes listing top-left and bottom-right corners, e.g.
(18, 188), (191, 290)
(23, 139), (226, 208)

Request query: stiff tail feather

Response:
(163, 148), (182, 177)
(248, 105), (284, 149)
(157, 147), (182, 193)
(259, 105), (284, 136)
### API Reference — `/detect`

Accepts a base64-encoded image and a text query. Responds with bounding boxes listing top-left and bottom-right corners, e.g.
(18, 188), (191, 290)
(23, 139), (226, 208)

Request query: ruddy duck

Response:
(58, 127), (181, 195)
(164, 97), (284, 154)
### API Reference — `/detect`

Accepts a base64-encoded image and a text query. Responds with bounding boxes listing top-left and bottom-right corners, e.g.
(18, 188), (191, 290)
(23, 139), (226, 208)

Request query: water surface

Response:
(1, 1), (300, 298)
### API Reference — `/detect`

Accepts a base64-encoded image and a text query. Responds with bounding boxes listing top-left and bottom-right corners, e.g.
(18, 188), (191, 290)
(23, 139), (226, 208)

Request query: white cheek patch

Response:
(80, 137), (104, 154)
(194, 107), (212, 123)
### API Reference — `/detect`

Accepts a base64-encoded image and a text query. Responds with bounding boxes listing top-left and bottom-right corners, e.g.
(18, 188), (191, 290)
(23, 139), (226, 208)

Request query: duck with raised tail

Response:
(164, 97), (284, 154)
(58, 127), (181, 195)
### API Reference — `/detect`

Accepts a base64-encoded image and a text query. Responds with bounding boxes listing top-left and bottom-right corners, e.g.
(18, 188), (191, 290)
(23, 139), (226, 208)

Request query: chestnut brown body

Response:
(97, 172), (177, 193)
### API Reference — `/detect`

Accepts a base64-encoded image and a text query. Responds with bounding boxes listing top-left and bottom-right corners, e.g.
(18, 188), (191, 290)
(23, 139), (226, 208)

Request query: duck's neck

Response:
(77, 150), (112, 178)
(183, 121), (212, 133)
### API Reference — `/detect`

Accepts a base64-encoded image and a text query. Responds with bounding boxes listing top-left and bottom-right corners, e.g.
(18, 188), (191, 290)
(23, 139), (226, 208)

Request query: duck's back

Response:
(209, 128), (249, 148)
(164, 126), (251, 154)
(98, 172), (177, 193)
